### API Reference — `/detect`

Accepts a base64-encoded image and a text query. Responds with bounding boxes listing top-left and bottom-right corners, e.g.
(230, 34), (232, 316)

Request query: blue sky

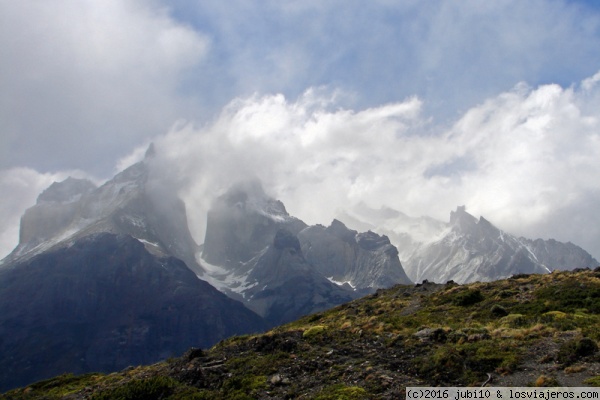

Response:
(1, 0), (600, 260)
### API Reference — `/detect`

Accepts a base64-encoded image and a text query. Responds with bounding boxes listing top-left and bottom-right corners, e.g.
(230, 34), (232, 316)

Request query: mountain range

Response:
(338, 204), (598, 283)
(0, 150), (411, 391)
(0, 145), (597, 391)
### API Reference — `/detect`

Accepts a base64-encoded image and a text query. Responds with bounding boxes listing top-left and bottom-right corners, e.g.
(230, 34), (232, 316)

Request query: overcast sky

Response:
(1, 0), (600, 261)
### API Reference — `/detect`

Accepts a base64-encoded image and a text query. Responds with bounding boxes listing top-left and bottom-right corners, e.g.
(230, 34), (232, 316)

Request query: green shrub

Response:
(584, 376), (600, 387)
(315, 384), (371, 400)
(417, 346), (465, 383)
(490, 304), (509, 317)
(557, 337), (598, 366)
(303, 325), (327, 338)
(307, 313), (323, 322)
(91, 376), (178, 400)
(453, 289), (484, 307)
(535, 280), (600, 314)
(500, 314), (528, 328)
(220, 374), (267, 399)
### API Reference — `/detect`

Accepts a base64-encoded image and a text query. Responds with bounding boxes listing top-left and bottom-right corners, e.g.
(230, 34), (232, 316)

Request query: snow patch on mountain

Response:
(197, 253), (258, 299)
(327, 276), (357, 290)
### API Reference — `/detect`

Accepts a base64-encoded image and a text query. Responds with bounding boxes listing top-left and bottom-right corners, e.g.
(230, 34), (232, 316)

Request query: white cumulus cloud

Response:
(139, 72), (600, 261)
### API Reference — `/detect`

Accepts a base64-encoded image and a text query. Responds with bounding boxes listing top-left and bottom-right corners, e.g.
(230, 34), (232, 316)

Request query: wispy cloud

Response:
(141, 72), (600, 260)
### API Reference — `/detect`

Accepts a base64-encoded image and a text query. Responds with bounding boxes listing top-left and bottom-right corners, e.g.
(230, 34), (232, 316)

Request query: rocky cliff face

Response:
(200, 182), (411, 326)
(202, 180), (307, 271)
(4, 155), (200, 275)
(239, 229), (355, 326)
(298, 219), (412, 290)
(521, 237), (599, 272)
(0, 233), (265, 392)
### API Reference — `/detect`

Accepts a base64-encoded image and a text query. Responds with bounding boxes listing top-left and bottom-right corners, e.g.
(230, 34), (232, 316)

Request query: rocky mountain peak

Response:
(325, 219), (358, 244)
(403, 205), (599, 284)
(37, 177), (96, 204)
(202, 181), (307, 268)
(221, 180), (290, 219)
(109, 160), (148, 187)
(144, 142), (156, 159)
(449, 205), (478, 230)
(4, 156), (200, 275)
(356, 231), (392, 251)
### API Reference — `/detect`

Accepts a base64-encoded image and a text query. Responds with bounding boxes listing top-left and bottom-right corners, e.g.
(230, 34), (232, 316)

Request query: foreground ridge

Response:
(5, 268), (600, 399)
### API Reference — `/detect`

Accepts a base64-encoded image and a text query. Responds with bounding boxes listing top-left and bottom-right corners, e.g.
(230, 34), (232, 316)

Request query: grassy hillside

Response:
(3, 269), (600, 399)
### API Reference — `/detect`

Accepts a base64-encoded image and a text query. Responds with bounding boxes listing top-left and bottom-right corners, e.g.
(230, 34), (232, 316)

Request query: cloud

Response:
(2, 72), (599, 261)
(2, 0), (600, 178)
(144, 71), (600, 261)
(0, 0), (209, 175)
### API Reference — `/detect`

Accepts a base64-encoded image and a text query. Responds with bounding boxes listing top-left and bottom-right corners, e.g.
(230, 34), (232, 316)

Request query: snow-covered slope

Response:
(403, 206), (548, 283)
(340, 204), (598, 284)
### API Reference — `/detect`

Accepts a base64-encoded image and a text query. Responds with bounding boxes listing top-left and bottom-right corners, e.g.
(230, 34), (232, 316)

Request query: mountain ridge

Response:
(1, 150), (598, 393)
(338, 204), (599, 284)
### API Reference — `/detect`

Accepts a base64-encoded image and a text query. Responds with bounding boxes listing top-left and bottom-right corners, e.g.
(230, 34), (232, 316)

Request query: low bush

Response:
(91, 376), (178, 400)
(557, 337), (598, 366)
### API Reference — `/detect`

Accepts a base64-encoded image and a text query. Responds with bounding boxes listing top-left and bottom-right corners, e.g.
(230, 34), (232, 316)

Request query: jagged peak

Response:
(108, 160), (148, 186)
(37, 177), (96, 204)
(449, 205), (478, 228)
(144, 142), (156, 159)
(218, 179), (290, 220)
(220, 179), (270, 205)
(326, 219), (358, 244)
(477, 216), (496, 229)
(356, 230), (392, 250)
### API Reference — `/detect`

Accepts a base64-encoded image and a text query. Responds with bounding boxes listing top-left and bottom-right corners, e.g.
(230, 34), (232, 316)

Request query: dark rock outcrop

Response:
(0, 233), (265, 392)
(241, 229), (355, 326)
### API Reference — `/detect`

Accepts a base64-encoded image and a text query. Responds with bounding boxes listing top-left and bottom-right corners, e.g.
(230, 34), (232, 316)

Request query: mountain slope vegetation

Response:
(4, 268), (600, 399)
